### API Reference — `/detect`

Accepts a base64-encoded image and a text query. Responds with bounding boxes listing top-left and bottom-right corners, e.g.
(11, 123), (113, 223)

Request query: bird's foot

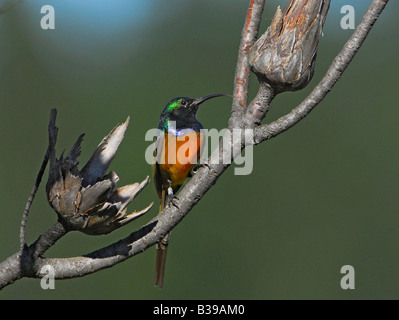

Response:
(166, 181), (179, 209)
(167, 194), (179, 209)
(189, 161), (210, 177)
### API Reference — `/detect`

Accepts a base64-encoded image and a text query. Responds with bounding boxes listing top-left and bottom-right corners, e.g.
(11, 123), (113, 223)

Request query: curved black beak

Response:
(191, 93), (231, 107)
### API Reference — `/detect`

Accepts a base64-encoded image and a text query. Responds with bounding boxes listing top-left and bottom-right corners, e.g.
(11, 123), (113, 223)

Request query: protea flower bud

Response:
(249, 0), (330, 92)
(46, 110), (153, 235)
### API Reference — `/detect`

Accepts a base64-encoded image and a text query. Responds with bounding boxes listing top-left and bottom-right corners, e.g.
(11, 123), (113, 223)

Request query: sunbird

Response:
(153, 93), (228, 288)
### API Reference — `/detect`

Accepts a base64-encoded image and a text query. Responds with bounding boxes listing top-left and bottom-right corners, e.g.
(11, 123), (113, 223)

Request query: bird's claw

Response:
(167, 194), (179, 209)
(189, 161), (210, 177)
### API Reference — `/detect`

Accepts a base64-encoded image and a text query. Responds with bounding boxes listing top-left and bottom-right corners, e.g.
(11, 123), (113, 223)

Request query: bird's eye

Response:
(180, 100), (187, 107)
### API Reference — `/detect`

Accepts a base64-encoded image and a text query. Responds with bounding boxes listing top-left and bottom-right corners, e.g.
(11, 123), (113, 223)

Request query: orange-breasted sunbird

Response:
(153, 94), (227, 288)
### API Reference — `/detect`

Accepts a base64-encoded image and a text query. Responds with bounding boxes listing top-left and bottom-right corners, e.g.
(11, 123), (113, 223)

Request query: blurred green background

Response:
(1, 0), (398, 299)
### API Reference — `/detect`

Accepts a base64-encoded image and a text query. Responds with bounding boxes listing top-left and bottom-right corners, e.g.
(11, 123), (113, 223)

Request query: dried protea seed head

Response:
(249, 0), (330, 92)
(46, 110), (153, 235)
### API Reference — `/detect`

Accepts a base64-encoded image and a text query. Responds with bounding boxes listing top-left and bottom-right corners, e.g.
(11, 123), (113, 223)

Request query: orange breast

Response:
(157, 131), (204, 190)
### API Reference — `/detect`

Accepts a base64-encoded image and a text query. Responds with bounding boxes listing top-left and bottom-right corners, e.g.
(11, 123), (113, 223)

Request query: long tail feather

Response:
(155, 189), (170, 288)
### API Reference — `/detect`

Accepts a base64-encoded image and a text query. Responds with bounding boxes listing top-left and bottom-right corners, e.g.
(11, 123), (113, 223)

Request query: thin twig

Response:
(19, 147), (50, 251)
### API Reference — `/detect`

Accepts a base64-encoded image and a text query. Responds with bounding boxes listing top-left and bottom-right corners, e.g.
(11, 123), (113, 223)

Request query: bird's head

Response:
(160, 94), (228, 126)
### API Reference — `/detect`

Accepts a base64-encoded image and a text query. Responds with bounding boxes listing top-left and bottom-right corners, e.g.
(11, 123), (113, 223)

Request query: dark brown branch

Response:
(253, 0), (389, 144)
(29, 221), (67, 259)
